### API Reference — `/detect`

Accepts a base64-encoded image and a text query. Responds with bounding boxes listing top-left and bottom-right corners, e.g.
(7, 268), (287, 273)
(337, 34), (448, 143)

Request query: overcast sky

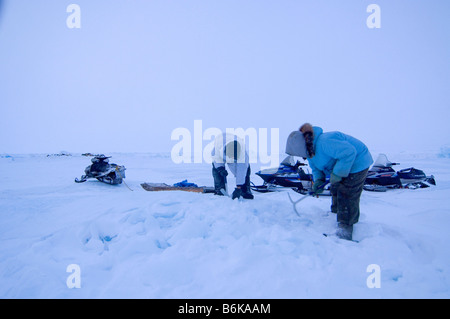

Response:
(0, 0), (449, 156)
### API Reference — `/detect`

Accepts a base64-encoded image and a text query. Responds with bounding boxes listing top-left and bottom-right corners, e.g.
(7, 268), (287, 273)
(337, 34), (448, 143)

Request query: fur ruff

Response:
(299, 123), (315, 158)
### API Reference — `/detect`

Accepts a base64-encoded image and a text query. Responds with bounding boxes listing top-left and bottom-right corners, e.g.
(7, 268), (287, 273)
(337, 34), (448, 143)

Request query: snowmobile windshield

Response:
(373, 154), (394, 168)
(91, 155), (110, 163)
(280, 156), (296, 167)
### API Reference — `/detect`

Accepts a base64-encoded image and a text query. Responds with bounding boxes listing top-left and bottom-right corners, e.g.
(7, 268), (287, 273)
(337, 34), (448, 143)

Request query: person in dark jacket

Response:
(285, 123), (373, 240)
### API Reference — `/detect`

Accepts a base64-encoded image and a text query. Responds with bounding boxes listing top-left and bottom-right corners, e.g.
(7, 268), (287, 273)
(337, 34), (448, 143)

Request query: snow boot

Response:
(241, 167), (254, 199)
(336, 223), (353, 241)
(212, 165), (228, 195)
(240, 184), (254, 199)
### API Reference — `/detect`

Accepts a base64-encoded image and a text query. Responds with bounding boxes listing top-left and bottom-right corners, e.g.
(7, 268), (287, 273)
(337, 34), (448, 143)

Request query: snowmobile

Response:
(75, 155), (126, 185)
(251, 156), (331, 195)
(363, 154), (436, 192)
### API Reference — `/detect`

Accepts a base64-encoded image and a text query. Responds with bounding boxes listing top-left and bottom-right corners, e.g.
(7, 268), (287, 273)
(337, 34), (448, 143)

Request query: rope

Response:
(115, 166), (133, 191)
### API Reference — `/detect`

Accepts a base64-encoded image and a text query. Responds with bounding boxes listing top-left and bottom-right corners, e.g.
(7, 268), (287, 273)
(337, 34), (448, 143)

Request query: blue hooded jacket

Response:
(308, 127), (373, 181)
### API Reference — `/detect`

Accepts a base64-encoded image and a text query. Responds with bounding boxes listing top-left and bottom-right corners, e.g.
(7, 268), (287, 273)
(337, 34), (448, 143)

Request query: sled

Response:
(141, 182), (215, 194)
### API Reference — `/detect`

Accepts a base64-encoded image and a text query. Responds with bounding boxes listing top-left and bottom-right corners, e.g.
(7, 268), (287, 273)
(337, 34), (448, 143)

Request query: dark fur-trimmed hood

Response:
(300, 123), (316, 158)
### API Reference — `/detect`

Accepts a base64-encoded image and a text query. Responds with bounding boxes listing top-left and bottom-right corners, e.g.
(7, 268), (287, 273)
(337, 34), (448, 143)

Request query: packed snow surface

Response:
(0, 152), (449, 298)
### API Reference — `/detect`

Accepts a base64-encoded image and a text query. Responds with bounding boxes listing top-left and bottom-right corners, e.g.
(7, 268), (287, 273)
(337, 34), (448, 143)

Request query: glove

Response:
(232, 187), (243, 200)
(311, 179), (326, 196)
(330, 173), (342, 185)
(216, 166), (228, 177)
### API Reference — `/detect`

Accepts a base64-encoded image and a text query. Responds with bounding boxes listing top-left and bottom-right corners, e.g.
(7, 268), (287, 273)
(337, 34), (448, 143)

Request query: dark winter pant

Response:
(212, 165), (251, 194)
(330, 168), (368, 226)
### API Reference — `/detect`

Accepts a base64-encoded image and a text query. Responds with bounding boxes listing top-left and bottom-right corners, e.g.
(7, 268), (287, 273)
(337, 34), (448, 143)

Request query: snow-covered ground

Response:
(0, 151), (449, 299)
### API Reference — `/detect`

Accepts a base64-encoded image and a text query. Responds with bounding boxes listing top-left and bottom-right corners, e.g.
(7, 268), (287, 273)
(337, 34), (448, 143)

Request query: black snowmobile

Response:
(364, 154), (436, 192)
(75, 155), (126, 185)
(251, 156), (331, 195)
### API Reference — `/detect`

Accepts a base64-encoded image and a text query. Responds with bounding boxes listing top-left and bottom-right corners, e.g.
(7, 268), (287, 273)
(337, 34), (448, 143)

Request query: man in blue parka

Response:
(285, 123), (373, 240)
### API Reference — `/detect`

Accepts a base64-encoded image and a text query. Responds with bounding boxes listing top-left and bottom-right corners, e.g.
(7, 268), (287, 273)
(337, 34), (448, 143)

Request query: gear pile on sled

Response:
(75, 155), (126, 185)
